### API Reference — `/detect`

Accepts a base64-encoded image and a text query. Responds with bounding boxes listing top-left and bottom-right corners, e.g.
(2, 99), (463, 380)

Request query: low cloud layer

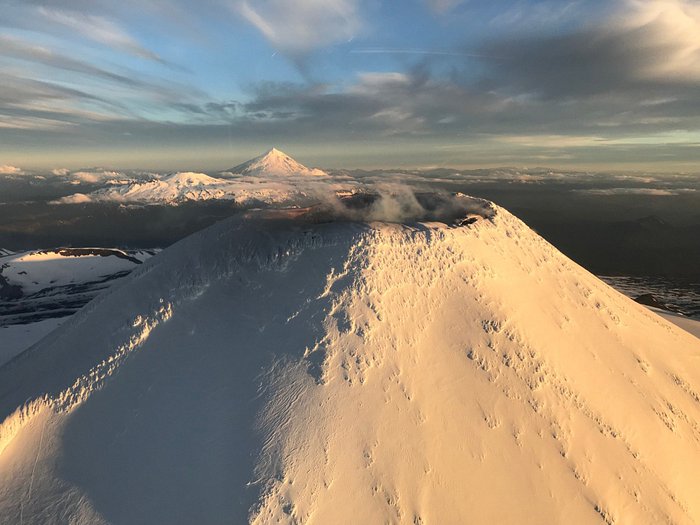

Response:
(573, 187), (698, 196)
(0, 165), (22, 175)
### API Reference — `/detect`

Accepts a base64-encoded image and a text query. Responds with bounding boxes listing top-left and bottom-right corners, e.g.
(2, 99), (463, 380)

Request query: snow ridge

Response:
(0, 301), (173, 457)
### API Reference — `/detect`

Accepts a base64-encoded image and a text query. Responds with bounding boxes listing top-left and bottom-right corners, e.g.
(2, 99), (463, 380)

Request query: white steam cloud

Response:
(260, 180), (497, 224)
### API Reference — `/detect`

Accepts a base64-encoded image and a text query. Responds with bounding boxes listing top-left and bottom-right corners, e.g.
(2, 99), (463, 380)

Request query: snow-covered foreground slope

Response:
(0, 318), (66, 367)
(1, 202), (699, 524)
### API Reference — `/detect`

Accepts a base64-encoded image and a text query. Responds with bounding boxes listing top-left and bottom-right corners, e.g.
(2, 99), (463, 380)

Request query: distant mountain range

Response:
(56, 149), (331, 205)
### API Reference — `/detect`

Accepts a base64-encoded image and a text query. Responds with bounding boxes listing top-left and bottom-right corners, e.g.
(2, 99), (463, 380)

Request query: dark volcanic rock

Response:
(634, 293), (669, 311)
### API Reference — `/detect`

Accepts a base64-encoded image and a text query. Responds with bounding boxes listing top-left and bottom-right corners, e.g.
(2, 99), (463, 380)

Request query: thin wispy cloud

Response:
(0, 35), (147, 88)
(489, 1), (588, 29)
(349, 48), (496, 59)
(424, 0), (466, 14)
(35, 7), (164, 62)
(236, 0), (362, 56)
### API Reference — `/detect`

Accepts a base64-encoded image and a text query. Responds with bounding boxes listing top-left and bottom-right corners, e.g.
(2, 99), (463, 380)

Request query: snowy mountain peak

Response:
(161, 171), (220, 186)
(227, 148), (327, 177)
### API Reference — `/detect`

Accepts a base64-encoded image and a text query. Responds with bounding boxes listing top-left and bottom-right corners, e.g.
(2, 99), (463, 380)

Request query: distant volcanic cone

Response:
(226, 148), (328, 177)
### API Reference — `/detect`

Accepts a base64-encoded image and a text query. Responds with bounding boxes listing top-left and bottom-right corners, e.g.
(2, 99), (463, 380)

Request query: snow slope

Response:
(0, 318), (65, 366)
(0, 248), (153, 298)
(0, 248), (156, 365)
(0, 201), (699, 524)
(226, 148), (327, 177)
(653, 309), (700, 338)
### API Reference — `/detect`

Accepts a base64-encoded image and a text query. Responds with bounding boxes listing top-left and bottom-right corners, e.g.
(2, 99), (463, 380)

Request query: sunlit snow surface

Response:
(1, 200), (699, 524)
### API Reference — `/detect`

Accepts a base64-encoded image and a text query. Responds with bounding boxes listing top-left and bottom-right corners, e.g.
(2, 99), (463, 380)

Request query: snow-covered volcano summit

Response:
(1, 198), (699, 524)
(227, 148), (327, 177)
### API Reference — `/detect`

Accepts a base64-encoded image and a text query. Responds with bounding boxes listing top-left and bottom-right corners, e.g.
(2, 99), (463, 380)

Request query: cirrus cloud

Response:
(236, 0), (362, 56)
(35, 7), (164, 62)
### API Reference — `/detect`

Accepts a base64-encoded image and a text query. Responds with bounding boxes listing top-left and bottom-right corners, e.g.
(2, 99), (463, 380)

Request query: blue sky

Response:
(1, 0), (700, 171)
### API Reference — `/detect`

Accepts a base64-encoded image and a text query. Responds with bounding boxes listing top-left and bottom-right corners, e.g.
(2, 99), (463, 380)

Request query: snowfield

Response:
(0, 248), (156, 365)
(0, 318), (66, 366)
(0, 199), (699, 524)
(653, 309), (700, 339)
(0, 248), (153, 297)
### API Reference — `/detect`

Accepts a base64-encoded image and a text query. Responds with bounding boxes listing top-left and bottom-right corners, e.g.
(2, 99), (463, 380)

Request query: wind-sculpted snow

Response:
(0, 203), (699, 524)
(0, 301), (173, 456)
